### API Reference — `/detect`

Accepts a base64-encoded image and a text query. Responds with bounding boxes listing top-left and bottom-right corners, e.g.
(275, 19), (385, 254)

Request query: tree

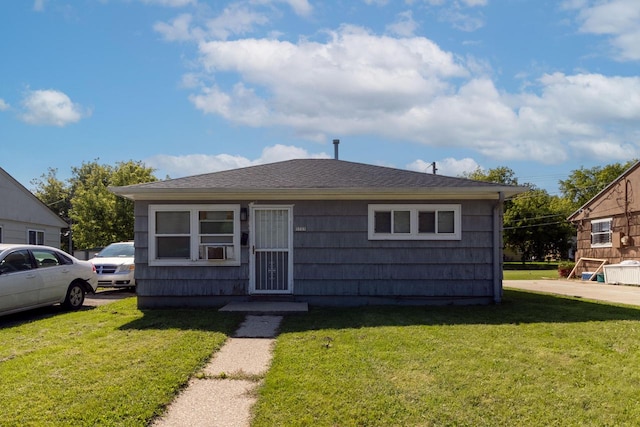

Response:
(559, 161), (636, 211)
(69, 160), (157, 249)
(32, 160), (157, 251)
(463, 166), (520, 186)
(503, 190), (575, 262)
(464, 166), (574, 262)
(31, 168), (72, 251)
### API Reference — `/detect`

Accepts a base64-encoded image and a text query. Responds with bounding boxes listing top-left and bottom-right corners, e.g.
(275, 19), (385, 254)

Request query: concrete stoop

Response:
(219, 301), (308, 314)
(152, 315), (283, 427)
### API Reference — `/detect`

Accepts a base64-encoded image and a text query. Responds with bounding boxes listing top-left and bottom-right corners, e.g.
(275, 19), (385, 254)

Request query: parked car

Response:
(90, 242), (136, 289)
(0, 244), (98, 316)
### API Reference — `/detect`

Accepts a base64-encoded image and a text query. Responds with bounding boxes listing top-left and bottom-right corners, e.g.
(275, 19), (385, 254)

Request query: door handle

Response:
(252, 246), (255, 255)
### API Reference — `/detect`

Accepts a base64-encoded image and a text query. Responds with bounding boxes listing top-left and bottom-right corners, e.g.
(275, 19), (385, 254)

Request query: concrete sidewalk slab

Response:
(153, 379), (256, 427)
(234, 315), (283, 338)
(219, 301), (308, 314)
(204, 338), (275, 377)
(152, 315), (283, 427)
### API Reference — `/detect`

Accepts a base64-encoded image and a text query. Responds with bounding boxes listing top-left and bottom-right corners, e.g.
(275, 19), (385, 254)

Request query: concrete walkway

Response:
(148, 281), (640, 426)
(504, 279), (640, 307)
(152, 315), (283, 427)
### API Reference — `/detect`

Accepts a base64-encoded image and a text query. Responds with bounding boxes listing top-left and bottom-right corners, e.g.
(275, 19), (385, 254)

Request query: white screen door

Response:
(250, 206), (293, 294)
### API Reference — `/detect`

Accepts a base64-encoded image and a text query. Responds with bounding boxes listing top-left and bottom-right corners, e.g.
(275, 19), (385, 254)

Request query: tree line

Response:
(465, 161), (636, 262)
(32, 158), (635, 261)
(31, 160), (157, 252)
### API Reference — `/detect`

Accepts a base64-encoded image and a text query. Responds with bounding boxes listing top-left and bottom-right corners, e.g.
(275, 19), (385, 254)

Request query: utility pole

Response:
(430, 162), (437, 174)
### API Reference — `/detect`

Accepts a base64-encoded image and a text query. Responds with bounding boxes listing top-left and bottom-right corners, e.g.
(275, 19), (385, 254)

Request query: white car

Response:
(90, 242), (135, 289)
(0, 244), (98, 316)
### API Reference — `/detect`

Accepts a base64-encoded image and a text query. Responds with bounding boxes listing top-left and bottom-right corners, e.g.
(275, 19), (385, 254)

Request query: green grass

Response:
(253, 291), (640, 426)
(503, 269), (560, 280)
(4, 291), (640, 426)
(0, 298), (243, 426)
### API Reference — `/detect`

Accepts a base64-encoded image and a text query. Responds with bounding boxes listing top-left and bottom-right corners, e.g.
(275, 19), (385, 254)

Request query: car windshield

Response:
(96, 244), (134, 258)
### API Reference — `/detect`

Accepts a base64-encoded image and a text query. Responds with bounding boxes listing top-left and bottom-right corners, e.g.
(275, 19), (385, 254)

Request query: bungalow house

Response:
(110, 158), (525, 308)
(0, 167), (68, 247)
(567, 161), (640, 279)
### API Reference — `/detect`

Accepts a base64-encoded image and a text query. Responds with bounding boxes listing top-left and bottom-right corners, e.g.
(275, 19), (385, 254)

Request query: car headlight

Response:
(116, 264), (135, 273)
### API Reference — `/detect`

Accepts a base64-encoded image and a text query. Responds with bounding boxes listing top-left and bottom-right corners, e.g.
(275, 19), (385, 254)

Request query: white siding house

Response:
(0, 168), (68, 247)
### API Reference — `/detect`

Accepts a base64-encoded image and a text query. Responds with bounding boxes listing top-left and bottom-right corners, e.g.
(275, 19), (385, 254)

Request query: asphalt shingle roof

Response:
(111, 159), (526, 200)
(124, 159), (508, 190)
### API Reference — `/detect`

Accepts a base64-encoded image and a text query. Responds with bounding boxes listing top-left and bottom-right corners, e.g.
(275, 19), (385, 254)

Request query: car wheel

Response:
(62, 282), (85, 310)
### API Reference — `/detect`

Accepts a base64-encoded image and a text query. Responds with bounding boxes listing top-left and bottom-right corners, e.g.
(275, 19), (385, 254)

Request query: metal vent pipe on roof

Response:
(333, 139), (340, 160)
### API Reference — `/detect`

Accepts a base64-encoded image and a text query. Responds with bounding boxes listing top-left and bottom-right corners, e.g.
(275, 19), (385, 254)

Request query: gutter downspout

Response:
(493, 192), (504, 304)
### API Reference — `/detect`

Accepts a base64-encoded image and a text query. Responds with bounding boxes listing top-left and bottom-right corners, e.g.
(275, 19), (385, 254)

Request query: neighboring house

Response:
(110, 158), (525, 308)
(567, 161), (640, 275)
(0, 167), (68, 247)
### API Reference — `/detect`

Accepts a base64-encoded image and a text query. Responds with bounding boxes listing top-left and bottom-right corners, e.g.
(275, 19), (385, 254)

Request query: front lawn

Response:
(503, 269), (560, 280)
(3, 291), (640, 426)
(254, 290), (640, 426)
(0, 299), (242, 426)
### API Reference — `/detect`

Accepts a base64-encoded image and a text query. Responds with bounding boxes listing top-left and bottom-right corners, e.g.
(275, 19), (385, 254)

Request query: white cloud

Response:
(407, 157), (480, 177)
(20, 89), (90, 127)
(250, 0), (313, 17)
(193, 25), (467, 128)
(568, 139), (640, 161)
(139, 0), (196, 7)
(145, 144), (330, 178)
(205, 4), (269, 40)
(460, 0), (487, 6)
(281, 0), (313, 17)
(33, 0), (46, 12)
(192, 25), (640, 164)
(566, 0), (640, 61)
(154, 3), (640, 167)
(154, 13), (198, 41)
(386, 11), (418, 37)
(0, 99), (9, 111)
(439, 9), (485, 32)
(155, 5), (269, 42)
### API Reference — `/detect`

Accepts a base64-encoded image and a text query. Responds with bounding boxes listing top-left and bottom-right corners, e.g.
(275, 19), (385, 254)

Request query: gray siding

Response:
(291, 200), (494, 299)
(0, 219), (62, 247)
(134, 198), (498, 307)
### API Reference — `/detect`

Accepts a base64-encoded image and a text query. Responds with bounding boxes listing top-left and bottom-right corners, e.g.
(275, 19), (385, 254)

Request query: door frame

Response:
(249, 204), (294, 294)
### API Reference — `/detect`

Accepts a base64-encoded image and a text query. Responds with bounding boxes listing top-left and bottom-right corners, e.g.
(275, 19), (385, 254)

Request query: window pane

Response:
(438, 211), (455, 234)
(156, 237), (190, 258)
(156, 211), (190, 234)
(201, 236), (234, 244)
(200, 221), (234, 234)
(418, 212), (436, 233)
(1, 250), (33, 272)
(374, 211), (391, 233)
(592, 220), (611, 233)
(33, 250), (60, 268)
(200, 211), (234, 221)
(393, 211), (411, 233)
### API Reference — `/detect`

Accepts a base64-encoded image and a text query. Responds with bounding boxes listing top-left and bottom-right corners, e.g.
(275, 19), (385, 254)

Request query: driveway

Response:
(85, 289), (136, 307)
(504, 279), (640, 307)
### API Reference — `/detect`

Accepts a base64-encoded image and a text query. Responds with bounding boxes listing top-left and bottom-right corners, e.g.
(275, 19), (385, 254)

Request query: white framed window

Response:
(149, 204), (241, 266)
(368, 204), (461, 240)
(591, 218), (613, 248)
(28, 229), (45, 245)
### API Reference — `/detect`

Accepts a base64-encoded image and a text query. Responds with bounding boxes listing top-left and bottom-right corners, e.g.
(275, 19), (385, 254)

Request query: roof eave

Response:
(110, 186), (526, 201)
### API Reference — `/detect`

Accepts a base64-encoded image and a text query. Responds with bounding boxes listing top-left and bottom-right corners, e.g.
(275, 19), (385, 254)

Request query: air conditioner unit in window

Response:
(205, 246), (227, 260)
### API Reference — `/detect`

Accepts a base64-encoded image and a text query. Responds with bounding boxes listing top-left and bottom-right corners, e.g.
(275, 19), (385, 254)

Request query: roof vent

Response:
(333, 139), (340, 160)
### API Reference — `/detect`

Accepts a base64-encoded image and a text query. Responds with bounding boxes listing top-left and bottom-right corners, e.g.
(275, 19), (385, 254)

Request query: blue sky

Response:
(1, 0), (639, 195)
